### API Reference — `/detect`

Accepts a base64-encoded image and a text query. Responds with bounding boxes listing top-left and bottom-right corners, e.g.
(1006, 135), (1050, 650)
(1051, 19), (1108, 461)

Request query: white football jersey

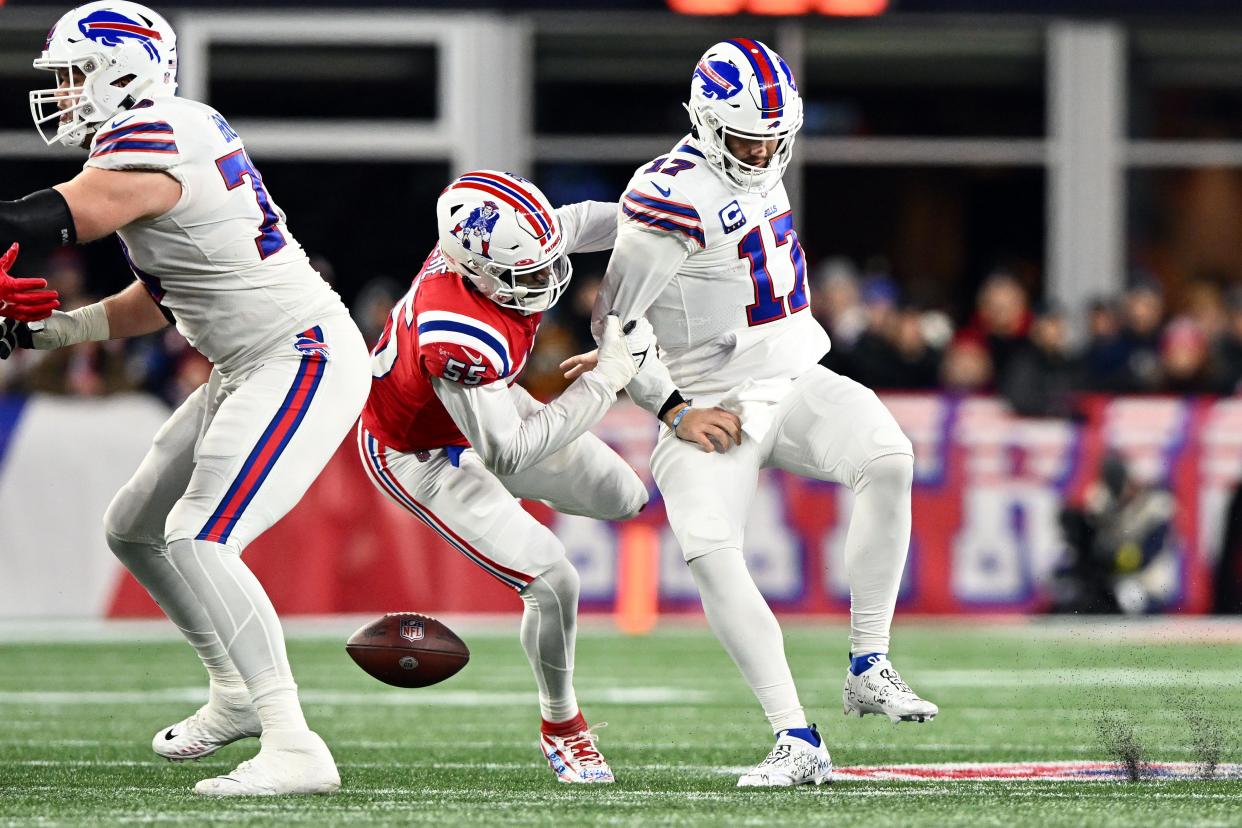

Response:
(600, 136), (830, 399)
(85, 97), (346, 373)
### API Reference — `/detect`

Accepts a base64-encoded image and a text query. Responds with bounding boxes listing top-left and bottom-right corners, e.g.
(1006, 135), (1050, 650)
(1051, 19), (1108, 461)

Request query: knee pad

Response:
(103, 485), (163, 551)
(612, 476), (650, 522)
(856, 452), (914, 496)
(521, 557), (581, 607)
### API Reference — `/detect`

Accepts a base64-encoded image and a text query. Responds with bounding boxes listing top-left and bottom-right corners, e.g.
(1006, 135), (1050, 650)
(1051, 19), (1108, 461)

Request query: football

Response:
(345, 612), (470, 688)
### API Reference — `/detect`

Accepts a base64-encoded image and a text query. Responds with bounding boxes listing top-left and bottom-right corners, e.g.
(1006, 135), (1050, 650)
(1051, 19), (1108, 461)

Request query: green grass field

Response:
(1, 619), (1240, 827)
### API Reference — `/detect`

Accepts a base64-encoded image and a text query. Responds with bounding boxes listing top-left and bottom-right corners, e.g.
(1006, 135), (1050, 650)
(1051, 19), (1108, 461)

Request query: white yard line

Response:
(0, 686), (711, 707)
(0, 664), (1234, 709)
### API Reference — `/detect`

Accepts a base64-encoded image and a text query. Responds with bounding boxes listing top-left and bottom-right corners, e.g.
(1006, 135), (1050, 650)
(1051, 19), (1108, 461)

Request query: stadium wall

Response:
(0, 393), (1233, 619)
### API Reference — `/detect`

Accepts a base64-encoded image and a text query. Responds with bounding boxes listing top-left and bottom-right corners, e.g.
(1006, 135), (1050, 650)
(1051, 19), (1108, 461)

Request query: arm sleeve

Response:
(555, 201), (619, 254)
(433, 371), (616, 477)
(0, 189), (76, 259)
(591, 223), (691, 415)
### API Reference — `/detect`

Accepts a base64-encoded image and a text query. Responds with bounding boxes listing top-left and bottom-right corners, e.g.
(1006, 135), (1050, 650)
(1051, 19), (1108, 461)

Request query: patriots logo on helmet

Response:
(694, 59), (742, 101)
(294, 336), (331, 359)
(78, 10), (163, 61)
(452, 201), (501, 259)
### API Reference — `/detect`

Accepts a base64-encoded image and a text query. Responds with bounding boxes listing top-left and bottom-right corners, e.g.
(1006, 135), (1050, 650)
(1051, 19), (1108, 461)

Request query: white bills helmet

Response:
(30, 1), (178, 148)
(437, 171), (570, 315)
(687, 38), (804, 193)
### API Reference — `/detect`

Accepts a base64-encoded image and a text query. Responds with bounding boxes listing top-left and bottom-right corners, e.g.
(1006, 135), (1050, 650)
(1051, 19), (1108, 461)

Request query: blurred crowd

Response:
(4, 248), (1242, 418)
(811, 257), (1242, 418)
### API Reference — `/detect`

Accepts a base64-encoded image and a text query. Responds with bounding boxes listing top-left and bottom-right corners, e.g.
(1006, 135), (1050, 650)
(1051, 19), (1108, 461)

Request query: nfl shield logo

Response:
(399, 619), (425, 642)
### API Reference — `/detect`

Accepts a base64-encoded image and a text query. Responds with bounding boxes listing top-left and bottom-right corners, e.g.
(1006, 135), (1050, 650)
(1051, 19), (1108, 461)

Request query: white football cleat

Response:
(737, 725), (833, 788)
(540, 722), (615, 784)
(843, 657), (939, 723)
(153, 701), (262, 761)
(193, 730), (340, 796)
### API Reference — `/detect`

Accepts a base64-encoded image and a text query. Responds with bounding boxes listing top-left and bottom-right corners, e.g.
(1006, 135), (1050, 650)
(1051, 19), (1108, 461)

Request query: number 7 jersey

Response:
(613, 137), (829, 396)
(85, 96), (347, 374)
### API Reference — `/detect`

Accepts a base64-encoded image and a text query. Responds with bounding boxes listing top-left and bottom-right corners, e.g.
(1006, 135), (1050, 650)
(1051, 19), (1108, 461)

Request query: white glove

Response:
(590, 314), (640, 391)
(623, 317), (656, 370)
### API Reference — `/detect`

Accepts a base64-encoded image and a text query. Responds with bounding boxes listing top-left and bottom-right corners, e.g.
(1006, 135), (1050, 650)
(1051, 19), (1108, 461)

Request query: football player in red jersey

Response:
(359, 171), (654, 784)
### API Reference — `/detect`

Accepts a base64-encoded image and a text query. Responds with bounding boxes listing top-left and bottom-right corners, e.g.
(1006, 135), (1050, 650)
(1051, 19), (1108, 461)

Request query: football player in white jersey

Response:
(564, 39), (938, 786)
(0, 1), (370, 795)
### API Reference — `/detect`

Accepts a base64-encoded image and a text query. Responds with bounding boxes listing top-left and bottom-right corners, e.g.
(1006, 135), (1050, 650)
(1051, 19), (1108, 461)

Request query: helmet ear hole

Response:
(111, 73), (137, 89)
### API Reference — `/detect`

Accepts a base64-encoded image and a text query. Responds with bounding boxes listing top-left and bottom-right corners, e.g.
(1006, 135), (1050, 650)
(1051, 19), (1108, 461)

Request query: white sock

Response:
(106, 532), (250, 706)
(689, 548), (807, 734)
(519, 558), (580, 723)
(167, 538), (307, 733)
(844, 454), (914, 655)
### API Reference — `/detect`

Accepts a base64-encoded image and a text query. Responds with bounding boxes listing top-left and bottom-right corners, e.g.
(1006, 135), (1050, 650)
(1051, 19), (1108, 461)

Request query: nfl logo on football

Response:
(399, 619), (425, 642)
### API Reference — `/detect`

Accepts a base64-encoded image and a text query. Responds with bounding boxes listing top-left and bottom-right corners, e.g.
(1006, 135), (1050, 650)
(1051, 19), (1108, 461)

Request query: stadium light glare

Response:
(668, 0), (888, 14)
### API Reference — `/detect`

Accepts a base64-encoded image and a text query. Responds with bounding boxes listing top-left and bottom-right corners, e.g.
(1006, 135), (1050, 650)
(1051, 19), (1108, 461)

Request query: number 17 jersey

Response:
(614, 136), (829, 396)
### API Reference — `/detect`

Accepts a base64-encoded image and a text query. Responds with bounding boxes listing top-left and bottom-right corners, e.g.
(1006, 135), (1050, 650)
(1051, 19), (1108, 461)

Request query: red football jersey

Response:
(361, 246), (541, 453)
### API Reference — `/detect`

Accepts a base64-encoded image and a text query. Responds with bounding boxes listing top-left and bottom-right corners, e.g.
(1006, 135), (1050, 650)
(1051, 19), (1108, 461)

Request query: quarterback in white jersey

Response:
(0, 2), (369, 795)
(569, 38), (938, 787)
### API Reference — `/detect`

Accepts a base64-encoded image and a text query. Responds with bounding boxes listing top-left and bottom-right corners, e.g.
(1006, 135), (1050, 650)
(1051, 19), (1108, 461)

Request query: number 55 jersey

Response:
(84, 96), (347, 374)
(361, 200), (618, 455)
(597, 137), (830, 400)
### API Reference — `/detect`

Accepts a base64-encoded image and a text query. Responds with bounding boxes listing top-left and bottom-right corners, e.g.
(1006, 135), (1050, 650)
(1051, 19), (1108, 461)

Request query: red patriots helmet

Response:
(436, 171), (570, 315)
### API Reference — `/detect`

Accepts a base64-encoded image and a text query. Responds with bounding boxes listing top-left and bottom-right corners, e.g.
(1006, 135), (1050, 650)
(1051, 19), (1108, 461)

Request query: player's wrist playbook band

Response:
(0, 189), (77, 256)
(670, 404), (692, 431)
(658, 390), (687, 421)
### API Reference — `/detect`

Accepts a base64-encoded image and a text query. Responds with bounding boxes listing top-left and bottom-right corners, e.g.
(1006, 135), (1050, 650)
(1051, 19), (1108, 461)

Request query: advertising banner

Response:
(0, 393), (1230, 618)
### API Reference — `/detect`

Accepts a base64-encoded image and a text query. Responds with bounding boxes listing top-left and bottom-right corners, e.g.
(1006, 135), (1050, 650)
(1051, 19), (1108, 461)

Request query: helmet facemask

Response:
(30, 59), (146, 148)
(688, 101), (802, 194)
(449, 250), (572, 315)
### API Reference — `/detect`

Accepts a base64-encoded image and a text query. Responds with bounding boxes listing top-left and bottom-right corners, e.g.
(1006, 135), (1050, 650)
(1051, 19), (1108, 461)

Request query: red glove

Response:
(0, 243), (60, 322)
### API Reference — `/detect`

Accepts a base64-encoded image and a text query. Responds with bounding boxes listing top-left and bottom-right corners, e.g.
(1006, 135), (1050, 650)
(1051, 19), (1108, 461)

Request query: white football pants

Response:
(104, 315), (371, 732)
(358, 420), (647, 722)
(653, 364), (915, 732)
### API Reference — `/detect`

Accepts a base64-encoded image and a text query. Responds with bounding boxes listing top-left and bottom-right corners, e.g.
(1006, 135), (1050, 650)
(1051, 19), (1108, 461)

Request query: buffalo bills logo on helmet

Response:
(294, 336), (331, 360)
(452, 201), (501, 259)
(695, 59), (742, 101)
(78, 10), (163, 61)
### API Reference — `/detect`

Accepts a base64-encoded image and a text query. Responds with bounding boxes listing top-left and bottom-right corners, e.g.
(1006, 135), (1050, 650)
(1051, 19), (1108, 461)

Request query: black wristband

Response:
(0, 189), (77, 258)
(657, 390), (687, 421)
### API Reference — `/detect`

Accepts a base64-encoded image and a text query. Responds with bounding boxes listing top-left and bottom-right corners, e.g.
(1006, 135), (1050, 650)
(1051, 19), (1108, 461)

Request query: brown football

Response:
(345, 612), (470, 688)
